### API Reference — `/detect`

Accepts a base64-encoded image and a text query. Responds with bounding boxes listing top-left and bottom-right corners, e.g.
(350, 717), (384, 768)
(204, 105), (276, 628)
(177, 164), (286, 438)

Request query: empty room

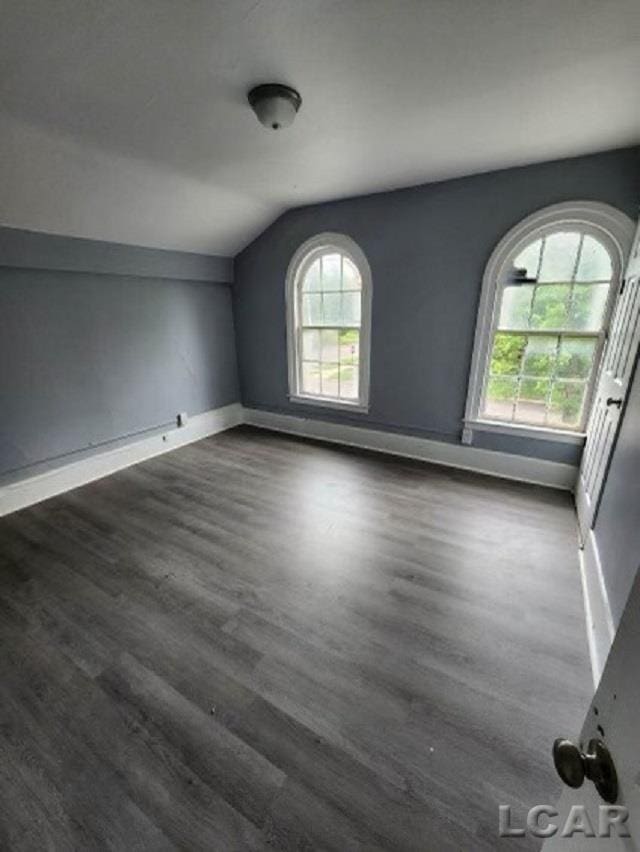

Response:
(0, 2), (639, 850)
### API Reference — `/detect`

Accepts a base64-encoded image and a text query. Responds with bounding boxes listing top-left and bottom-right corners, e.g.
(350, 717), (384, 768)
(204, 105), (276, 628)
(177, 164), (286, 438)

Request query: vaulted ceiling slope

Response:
(1, 0), (638, 256)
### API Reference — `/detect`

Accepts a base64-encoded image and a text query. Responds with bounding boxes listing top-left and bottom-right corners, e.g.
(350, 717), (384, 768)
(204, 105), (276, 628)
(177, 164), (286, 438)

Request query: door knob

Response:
(606, 397), (623, 408)
(553, 738), (618, 804)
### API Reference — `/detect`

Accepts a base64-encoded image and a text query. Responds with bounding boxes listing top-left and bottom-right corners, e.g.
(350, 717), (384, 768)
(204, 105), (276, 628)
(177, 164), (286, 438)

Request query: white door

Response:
(576, 220), (640, 538)
(542, 568), (640, 849)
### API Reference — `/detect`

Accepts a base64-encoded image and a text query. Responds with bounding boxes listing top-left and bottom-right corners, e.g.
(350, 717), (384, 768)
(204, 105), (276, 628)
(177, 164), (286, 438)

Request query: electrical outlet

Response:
(177, 412), (188, 428)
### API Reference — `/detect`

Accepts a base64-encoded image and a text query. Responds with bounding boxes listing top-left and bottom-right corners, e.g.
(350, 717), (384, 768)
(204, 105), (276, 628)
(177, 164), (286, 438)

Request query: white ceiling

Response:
(0, 0), (638, 256)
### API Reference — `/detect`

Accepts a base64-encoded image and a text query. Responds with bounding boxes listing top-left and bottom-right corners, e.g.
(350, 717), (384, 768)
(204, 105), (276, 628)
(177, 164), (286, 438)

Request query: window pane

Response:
(341, 292), (361, 326)
(342, 257), (362, 291)
(516, 378), (550, 425)
(339, 328), (359, 364)
(557, 337), (597, 379)
(302, 329), (320, 360)
(320, 362), (339, 397)
(339, 365), (359, 399)
(322, 292), (342, 325)
(478, 226), (609, 434)
(576, 235), (612, 282)
(320, 328), (339, 362)
(568, 283), (609, 331)
(513, 239), (542, 280)
(321, 254), (341, 291)
(484, 376), (517, 421)
(293, 243), (368, 408)
(538, 232), (581, 283)
(498, 284), (533, 330)
(301, 362), (321, 395)
(548, 381), (587, 429)
(522, 335), (557, 377)
(302, 259), (321, 291)
(530, 284), (570, 329)
(489, 333), (526, 376)
(302, 293), (322, 325)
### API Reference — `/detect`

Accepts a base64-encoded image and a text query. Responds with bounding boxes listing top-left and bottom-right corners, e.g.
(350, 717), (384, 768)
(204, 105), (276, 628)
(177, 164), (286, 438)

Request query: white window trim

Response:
(463, 201), (635, 445)
(286, 232), (372, 412)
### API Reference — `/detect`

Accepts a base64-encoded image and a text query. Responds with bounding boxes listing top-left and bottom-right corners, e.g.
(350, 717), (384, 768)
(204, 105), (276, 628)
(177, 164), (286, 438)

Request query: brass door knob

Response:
(553, 738), (618, 804)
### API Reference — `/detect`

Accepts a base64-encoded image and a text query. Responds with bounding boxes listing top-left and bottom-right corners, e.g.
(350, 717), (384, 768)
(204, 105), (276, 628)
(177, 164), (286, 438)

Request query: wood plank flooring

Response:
(0, 425), (592, 851)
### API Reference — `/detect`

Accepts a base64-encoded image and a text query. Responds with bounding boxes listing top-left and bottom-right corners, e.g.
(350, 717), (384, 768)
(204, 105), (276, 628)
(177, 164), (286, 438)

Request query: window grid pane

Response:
(301, 290), (362, 328)
(320, 254), (341, 291)
(484, 330), (598, 428)
(300, 326), (360, 401)
(292, 239), (368, 408)
(575, 235), (613, 282)
(297, 249), (363, 402)
(537, 232), (581, 283)
(483, 227), (613, 431)
(487, 331), (600, 426)
(339, 329), (360, 399)
(342, 257), (362, 291)
(301, 259), (321, 292)
(301, 361), (321, 395)
(484, 328), (601, 428)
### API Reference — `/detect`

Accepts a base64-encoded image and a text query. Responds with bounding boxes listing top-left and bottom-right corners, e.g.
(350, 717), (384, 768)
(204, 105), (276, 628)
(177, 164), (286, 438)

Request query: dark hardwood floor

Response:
(0, 425), (592, 851)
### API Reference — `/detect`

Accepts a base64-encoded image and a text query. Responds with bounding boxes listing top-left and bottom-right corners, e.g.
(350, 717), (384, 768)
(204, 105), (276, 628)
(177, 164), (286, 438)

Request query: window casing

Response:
(287, 233), (372, 411)
(464, 203), (632, 443)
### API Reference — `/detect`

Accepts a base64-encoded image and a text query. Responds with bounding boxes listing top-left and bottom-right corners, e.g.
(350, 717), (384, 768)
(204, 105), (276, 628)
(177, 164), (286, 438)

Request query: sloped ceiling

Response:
(0, 0), (638, 255)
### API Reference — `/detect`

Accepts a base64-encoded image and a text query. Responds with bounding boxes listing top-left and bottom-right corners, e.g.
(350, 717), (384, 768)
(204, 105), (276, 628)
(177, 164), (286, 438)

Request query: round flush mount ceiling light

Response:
(247, 83), (302, 130)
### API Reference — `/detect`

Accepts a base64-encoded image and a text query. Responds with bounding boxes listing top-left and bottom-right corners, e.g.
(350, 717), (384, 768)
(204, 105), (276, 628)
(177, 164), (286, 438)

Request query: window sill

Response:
(288, 394), (369, 414)
(464, 418), (586, 446)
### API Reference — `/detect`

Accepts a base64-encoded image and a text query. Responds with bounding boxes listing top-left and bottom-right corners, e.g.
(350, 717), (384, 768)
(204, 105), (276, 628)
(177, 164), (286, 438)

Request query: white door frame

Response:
(576, 215), (639, 540)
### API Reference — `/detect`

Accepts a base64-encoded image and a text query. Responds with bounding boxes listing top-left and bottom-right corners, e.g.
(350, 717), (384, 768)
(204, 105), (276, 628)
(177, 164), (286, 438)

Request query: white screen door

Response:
(576, 220), (640, 538)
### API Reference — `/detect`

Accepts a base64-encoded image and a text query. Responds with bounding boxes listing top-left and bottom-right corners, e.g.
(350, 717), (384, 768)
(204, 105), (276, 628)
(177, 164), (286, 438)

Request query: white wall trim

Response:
(0, 402), (243, 517)
(243, 407), (578, 490)
(287, 393), (369, 414)
(464, 417), (586, 445)
(579, 527), (615, 688)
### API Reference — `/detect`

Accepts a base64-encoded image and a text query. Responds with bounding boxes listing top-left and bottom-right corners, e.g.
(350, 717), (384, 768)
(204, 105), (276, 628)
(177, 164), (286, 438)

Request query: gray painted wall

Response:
(0, 226), (233, 283)
(234, 145), (639, 464)
(0, 231), (238, 480)
(593, 356), (640, 628)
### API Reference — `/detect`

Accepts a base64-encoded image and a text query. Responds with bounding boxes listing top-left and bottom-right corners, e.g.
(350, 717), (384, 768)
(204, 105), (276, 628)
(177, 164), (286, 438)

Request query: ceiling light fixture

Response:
(247, 83), (302, 130)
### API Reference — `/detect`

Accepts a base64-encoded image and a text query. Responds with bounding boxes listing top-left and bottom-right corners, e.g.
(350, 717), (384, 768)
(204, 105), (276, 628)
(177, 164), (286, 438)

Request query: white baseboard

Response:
(579, 528), (615, 688)
(0, 403), (243, 517)
(243, 408), (578, 490)
(1, 400), (578, 513)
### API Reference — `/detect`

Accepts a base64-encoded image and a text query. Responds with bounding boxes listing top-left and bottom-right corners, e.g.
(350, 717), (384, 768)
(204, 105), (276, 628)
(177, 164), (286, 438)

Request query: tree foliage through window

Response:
(482, 231), (613, 430)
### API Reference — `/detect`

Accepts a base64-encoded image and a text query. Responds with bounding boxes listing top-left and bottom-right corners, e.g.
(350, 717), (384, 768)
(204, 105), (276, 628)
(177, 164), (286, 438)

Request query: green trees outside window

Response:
(482, 231), (613, 430)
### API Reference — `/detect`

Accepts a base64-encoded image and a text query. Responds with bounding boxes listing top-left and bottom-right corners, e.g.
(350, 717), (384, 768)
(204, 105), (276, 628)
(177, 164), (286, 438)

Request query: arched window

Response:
(286, 233), (372, 411)
(464, 202), (633, 442)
